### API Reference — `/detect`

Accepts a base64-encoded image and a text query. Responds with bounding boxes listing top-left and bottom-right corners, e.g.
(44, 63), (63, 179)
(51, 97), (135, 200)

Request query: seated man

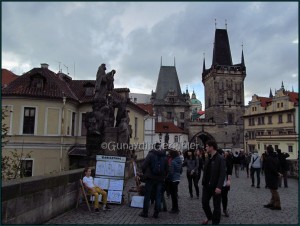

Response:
(83, 167), (111, 212)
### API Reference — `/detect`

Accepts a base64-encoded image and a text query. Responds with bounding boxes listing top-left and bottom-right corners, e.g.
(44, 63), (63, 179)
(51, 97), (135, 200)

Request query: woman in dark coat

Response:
(263, 145), (282, 210)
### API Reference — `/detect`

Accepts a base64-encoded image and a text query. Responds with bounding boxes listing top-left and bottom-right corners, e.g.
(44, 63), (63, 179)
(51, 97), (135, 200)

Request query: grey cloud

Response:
(2, 2), (298, 103)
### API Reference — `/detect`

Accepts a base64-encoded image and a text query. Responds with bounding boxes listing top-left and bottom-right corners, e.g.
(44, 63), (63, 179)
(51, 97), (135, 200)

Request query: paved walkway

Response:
(46, 168), (298, 224)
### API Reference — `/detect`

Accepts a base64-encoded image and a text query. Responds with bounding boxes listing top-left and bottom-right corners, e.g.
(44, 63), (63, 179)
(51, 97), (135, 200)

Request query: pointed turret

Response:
(269, 88), (273, 98)
(203, 57), (206, 73)
(241, 49), (245, 66)
(212, 29), (233, 66)
(281, 81), (285, 90)
(192, 90), (196, 99)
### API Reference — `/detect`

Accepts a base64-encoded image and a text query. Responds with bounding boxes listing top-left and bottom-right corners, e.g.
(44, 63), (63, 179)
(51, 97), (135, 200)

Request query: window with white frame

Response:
(23, 107), (36, 134)
(174, 135), (179, 143)
(81, 113), (87, 136)
(288, 145), (293, 153)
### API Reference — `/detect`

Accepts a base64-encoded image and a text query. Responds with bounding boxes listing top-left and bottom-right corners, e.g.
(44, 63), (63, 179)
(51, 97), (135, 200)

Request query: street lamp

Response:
(159, 132), (162, 144)
(244, 132), (249, 154)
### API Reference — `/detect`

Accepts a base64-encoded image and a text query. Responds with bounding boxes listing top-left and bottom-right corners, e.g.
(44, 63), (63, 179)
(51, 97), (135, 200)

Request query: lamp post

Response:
(159, 132), (162, 144)
(244, 132), (249, 154)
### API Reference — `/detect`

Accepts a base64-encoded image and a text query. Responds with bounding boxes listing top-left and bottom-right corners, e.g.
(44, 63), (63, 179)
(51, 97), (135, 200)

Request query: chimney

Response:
(41, 63), (49, 69)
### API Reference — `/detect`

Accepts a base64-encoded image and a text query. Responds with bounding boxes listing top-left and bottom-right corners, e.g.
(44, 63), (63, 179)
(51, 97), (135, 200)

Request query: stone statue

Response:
(115, 101), (127, 127)
(94, 63), (116, 101)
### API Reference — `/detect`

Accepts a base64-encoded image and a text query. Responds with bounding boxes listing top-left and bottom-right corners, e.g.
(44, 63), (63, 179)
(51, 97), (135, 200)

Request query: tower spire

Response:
(203, 52), (206, 73)
(225, 19), (227, 30)
(281, 81), (285, 90)
(241, 43), (245, 66)
(292, 86), (294, 92)
(269, 88), (273, 98)
(161, 56), (162, 66)
(215, 18), (217, 29)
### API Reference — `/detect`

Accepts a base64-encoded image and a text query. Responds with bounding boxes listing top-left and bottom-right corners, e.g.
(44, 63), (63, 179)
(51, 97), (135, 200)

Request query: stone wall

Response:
(1, 159), (144, 224)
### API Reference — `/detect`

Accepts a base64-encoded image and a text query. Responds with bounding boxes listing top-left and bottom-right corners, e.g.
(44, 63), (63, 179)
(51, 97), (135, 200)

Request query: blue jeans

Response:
(142, 179), (162, 215)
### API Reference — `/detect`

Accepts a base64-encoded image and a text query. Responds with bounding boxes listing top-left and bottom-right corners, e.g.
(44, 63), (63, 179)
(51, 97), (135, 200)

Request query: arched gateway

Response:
(189, 131), (215, 149)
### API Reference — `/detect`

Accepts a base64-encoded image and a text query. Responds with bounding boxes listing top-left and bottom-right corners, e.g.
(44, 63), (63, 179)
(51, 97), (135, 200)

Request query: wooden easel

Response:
(76, 179), (93, 212)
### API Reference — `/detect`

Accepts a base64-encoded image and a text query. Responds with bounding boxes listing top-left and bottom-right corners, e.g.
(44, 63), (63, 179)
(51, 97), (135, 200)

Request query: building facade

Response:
(151, 64), (190, 131)
(189, 28), (246, 150)
(2, 64), (148, 177)
(244, 84), (298, 159)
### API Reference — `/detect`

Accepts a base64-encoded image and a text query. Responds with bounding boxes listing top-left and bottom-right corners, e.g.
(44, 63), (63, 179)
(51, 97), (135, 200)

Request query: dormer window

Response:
(83, 82), (95, 96)
(30, 74), (46, 89)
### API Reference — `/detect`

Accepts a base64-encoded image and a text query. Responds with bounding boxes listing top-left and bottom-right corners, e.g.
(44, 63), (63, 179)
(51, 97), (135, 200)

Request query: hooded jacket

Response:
(142, 149), (168, 181)
(168, 156), (182, 182)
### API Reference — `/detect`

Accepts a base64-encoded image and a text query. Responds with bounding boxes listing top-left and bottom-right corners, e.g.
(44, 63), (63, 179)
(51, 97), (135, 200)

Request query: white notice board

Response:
(95, 155), (126, 204)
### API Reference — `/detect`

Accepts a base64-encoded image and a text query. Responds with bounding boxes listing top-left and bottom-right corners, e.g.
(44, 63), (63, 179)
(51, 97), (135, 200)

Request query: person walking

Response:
(196, 149), (204, 183)
(183, 149), (199, 198)
(245, 152), (251, 178)
(277, 149), (290, 188)
(219, 150), (233, 217)
(249, 150), (262, 188)
(139, 143), (168, 218)
(201, 140), (226, 225)
(167, 150), (182, 214)
(232, 151), (241, 178)
(263, 145), (282, 210)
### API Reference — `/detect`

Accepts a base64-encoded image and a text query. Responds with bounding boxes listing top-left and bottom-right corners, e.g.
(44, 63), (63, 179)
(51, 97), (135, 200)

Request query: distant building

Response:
(2, 69), (18, 88)
(129, 93), (151, 104)
(190, 90), (204, 121)
(244, 82), (298, 159)
(155, 122), (189, 152)
(151, 64), (190, 131)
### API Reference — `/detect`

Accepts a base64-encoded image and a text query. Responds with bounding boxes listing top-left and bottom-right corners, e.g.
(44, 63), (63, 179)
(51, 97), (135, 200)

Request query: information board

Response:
(95, 155), (126, 204)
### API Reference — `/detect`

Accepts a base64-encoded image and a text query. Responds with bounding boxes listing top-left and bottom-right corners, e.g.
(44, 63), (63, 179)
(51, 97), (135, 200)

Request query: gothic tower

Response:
(202, 28), (246, 148)
(151, 63), (190, 131)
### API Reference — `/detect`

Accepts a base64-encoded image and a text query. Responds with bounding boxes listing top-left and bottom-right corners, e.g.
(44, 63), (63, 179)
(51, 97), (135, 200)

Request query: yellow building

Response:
(244, 83), (298, 159)
(2, 64), (147, 177)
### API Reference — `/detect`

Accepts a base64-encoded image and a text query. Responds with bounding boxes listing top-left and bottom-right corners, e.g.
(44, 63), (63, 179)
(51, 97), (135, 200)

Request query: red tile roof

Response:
(1, 69), (18, 88)
(2, 68), (127, 104)
(137, 103), (154, 116)
(286, 91), (299, 106)
(257, 96), (272, 108)
(2, 67), (78, 101)
(155, 122), (186, 134)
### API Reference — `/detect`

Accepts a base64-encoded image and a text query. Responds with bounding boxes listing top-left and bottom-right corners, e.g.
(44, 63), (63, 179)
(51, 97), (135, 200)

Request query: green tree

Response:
(2, 107), (32, 181)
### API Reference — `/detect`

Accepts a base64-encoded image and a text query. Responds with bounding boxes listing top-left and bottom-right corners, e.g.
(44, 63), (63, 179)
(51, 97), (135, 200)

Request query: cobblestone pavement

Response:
(46, 168), (298, 224)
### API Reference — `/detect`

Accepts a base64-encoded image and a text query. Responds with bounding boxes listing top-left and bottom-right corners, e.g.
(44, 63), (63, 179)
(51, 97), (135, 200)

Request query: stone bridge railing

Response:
(1, 159), (144, 224)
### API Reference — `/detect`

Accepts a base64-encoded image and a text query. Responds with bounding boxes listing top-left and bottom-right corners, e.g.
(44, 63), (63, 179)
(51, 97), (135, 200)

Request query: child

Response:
(82, 167), (111, 212)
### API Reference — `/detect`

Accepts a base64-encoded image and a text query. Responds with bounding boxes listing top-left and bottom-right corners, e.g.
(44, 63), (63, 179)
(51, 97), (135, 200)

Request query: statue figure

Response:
(118, 118), (130, 145)
(94, 63), (116, 101)
(115, 101), (127, 127)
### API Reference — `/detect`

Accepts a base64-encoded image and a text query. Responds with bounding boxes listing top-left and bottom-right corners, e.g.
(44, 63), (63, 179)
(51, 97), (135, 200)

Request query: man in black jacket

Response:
(139, 143), (168, 218)
(264, 145), (282, 210)
(201, 140), (226, 225)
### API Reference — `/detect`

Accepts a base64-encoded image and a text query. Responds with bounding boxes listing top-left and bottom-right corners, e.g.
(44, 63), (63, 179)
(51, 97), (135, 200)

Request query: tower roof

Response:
(212, 29), (233, 66)
(154, 65), (183, 100)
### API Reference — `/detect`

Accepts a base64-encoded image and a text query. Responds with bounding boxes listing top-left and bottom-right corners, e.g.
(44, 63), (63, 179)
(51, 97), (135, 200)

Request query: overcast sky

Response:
(2, 2), (298, 105)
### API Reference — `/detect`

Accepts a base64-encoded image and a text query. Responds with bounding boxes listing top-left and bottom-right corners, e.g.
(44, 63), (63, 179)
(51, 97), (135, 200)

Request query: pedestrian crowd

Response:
(135, 141), (290, 224)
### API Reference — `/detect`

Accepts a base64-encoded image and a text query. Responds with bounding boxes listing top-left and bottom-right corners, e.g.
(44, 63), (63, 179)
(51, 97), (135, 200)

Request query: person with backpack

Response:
(139, 143), (168, 219)
(249, 150), (262, 188)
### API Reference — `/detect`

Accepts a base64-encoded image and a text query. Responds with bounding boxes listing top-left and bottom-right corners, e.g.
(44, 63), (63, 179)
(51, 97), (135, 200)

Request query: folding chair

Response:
(76, 179), (94, 212)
